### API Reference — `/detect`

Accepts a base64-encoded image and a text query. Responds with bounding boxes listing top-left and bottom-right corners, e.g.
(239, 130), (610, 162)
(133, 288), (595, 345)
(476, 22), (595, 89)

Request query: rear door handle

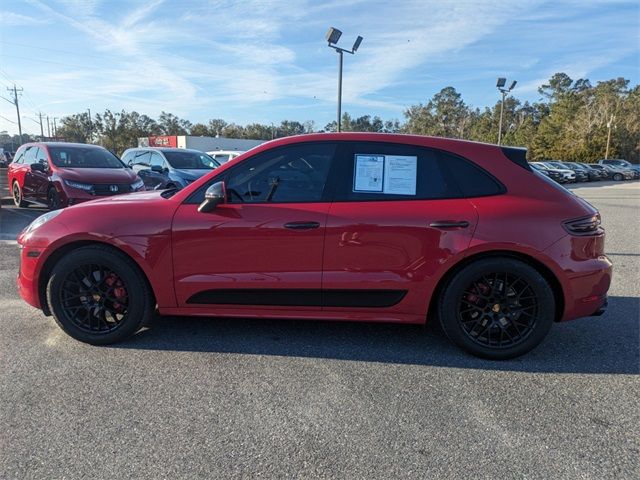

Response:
(429, 220), (470, 229)
(284, 221), (320, 230)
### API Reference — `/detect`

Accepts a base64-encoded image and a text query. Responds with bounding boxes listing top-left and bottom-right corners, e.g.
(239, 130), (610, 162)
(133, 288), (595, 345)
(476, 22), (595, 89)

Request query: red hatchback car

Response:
(16, 134), (611, 359)
(8, 142), (144, 209)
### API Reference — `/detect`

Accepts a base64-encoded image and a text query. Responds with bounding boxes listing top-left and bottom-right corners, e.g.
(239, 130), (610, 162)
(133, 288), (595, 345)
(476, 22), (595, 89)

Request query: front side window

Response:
(23, 146), (38, 165)
(225, 143), (335, 203)
(150, 152), (166, 169)
(163, 151), (219, 170)
(132, 151), (151, 166)
(49, 147), (124, 168)
(36, 147), (48, 164)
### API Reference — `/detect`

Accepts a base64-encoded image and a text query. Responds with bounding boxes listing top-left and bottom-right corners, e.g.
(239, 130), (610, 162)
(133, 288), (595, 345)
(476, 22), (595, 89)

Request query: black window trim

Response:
(184, 140), (506, 205)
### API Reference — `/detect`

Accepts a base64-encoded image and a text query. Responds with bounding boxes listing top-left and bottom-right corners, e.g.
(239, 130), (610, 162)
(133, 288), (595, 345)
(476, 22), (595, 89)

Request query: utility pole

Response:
(38, 112), (44, 140)
(605, 114), (614, 159)
(46, 116), (51, 139)
(6, 85), (24, 144)
(53, 117), (58, 138)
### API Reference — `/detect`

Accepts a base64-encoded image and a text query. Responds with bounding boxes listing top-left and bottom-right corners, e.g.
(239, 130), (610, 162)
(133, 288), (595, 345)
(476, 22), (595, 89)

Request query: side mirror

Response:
(31, 163), (46, 173)
(198, 181), (226, 213)
(151, 164), (164, 173)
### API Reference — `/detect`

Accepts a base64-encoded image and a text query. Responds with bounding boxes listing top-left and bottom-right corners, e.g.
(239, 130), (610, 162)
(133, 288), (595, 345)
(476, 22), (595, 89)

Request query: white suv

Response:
(206, 150), (244, 164)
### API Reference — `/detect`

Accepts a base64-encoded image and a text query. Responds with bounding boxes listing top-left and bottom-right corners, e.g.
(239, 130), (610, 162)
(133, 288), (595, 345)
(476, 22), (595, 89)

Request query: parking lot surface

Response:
(0, 170), (638, 478)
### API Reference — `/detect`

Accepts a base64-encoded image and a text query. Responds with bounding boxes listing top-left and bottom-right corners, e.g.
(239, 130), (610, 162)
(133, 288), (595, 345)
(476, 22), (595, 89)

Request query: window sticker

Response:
(383, 155), (417, 195)
(353, 154), (384, 192)
(353, 154), (418, 195)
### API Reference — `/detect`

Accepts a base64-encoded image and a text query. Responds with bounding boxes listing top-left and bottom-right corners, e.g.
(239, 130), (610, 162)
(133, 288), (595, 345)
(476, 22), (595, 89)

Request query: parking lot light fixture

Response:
(496, 77), (517, 146)
(326, 27), (363, 132)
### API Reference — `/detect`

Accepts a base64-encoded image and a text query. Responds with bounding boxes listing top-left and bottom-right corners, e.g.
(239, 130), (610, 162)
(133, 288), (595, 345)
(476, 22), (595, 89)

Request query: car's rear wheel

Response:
(613, 173), (623, 181)
(438, 258), (555, 359)
(12, 181), (28, 207)
(46, 245), (154, 344)
(47, 187), (61, 210)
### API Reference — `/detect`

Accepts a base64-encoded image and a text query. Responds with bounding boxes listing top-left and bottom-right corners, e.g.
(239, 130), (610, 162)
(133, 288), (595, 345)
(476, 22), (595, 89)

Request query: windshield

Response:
(49, 146), (124, 168)
(163, 151), (220, 170)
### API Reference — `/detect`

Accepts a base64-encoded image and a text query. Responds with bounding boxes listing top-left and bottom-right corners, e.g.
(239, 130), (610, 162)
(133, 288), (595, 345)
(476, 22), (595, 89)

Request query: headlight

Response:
(131, 179), (144, 190)
(23, 210), (64, 235)
(64, 179), (93, 191)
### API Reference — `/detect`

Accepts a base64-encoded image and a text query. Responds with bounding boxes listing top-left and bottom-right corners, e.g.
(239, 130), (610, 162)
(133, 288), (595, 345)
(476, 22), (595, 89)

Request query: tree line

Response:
(1, 73), (637, 162)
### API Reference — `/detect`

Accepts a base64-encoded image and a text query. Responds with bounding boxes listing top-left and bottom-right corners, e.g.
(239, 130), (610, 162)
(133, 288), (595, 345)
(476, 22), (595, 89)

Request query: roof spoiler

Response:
(501, 146), (532, 171)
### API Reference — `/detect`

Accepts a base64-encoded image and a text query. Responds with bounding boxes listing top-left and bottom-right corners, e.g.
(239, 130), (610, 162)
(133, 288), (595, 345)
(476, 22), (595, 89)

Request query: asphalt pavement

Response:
(0, 169), (638, 479)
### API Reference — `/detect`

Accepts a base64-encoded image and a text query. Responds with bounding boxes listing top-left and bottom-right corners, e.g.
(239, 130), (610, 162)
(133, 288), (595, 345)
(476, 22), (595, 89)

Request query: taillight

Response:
(563, 213), (602, 235)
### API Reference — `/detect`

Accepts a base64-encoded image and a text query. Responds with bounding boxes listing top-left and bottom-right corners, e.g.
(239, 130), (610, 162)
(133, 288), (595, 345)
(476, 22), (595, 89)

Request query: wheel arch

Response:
(37, 240), (157, 316)
(427, 249), (565, 324)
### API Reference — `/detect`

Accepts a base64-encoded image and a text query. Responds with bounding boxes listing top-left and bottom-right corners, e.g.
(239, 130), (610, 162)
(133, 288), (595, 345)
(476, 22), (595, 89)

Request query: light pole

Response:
(326, 27), (363, 132)
(605, 114), (615, 159)
(496, 77), (517, 145)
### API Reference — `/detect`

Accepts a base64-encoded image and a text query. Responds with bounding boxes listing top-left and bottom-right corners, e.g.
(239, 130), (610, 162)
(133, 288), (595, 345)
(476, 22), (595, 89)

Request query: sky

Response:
(0, 0), (638, 136)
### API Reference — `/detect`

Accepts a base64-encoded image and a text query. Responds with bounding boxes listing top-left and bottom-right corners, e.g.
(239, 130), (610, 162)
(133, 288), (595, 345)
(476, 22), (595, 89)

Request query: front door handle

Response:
(284, 221), (320, 230)
(429, 220), (470, 229)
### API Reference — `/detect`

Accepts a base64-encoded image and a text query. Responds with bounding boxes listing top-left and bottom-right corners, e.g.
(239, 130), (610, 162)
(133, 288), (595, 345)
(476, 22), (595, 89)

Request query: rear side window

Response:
(437, 151), (504, 197)
(333, 142), (460, 201)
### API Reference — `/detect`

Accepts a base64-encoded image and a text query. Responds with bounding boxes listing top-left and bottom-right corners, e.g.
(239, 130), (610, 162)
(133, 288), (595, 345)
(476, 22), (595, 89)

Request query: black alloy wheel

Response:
(438, 258), (555, 359)
(58, 264), (130, 334)
(457, 272), (538, 348)
(47, 245), (154, 344)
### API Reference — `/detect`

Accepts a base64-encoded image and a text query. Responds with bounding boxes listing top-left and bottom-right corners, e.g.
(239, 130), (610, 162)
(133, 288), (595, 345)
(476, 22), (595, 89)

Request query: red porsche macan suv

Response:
(16, 134), (611, 359)
(8, 142), (144, 209)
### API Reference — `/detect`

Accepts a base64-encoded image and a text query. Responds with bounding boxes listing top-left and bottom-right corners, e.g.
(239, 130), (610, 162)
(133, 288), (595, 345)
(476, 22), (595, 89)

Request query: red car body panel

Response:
(16, 133), (611, 327)
(8, 142), (141, 208)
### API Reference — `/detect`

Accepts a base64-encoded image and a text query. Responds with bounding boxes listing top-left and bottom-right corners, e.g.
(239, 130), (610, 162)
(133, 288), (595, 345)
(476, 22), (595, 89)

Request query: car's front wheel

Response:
(12, 181), (28, 207)
(438, 258), (555, 359)
(46, 245), (154, 344)
(613, 173), (623, 181)
(47, 187), (61, 210)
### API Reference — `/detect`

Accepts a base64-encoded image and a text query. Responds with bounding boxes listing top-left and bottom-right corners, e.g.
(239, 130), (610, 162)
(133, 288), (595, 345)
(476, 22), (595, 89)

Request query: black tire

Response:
(613, 173), (623, 181)
(438, 258), (555, 360)
(47, 186), (61, 210)
(12, 181), (28, 207)
(46, 245), (154, 344)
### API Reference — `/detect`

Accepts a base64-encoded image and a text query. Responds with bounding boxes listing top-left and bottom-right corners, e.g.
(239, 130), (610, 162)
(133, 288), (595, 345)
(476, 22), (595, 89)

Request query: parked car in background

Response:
(576, 163), (605, 181)
(529, 162), (564, 182)
(0, 151), (8, 167)
(16, 133), (611, 360)
(206, 150), (245, 164)
(598, 158), (640, 171)
(564, 162), (600, 181)
(121, 147), (220, 190)
(545, 161), (588, 182)
(537, 162), (576, 183)
(8, 142), (144, 209)
(598, 159), (640, 179)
